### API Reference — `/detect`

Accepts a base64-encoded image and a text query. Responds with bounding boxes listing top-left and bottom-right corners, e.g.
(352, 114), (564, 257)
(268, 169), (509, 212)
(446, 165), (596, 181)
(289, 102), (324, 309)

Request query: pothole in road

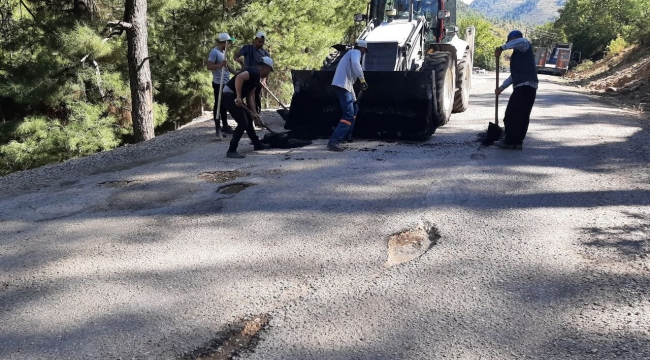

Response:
(471, 153), (486, 160)
(99, 180), (139, 188)
(217, 182), (254, 194)
(181, 314), (270, 360)
(385, 225), (441, 267)
(198, 170), (249, 184)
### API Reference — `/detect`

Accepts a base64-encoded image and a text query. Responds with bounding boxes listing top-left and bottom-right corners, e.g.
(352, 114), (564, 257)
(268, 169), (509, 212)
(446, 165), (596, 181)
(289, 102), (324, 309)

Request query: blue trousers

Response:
(328, 86), (358, 144)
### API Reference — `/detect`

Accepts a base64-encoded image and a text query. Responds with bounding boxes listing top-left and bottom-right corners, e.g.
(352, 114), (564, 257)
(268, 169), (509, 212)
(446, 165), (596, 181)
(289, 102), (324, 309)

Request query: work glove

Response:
(360, 79), (369, 91)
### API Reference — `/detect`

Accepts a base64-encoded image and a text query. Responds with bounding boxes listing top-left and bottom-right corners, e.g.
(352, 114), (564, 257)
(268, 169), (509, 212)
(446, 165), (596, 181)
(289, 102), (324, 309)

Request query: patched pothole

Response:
(181, 314), (270, 360)
(99, 180), (139, 188)
(385, 225), (440, 267)
(198, 170), (249, 184)
(217, 182), (254, 194)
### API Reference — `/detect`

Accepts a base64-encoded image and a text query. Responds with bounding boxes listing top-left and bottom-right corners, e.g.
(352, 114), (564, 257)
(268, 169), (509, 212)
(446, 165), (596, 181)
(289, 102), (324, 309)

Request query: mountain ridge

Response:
(469, 0), (566, 24)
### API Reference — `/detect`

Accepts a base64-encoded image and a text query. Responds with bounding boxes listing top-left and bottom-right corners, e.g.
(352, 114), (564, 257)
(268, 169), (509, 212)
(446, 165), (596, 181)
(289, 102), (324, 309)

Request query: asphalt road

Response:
(1, 74), (649, 360)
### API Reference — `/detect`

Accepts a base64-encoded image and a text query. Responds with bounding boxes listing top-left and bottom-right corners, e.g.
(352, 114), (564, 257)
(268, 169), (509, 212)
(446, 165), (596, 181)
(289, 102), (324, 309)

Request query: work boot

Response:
(254, 143), (271, 151)
(493, 141), (522, 150)
(226, 151), (245, 158)
(327, 142), (345, 152)
(221, 125), (234, 134)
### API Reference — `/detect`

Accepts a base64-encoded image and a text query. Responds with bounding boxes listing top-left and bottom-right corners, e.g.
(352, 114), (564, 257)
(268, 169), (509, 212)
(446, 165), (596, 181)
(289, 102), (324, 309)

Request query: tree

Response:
(107, 0), (154, 142)
(459, 15), (502, 70)
(529, 22), (566, 49)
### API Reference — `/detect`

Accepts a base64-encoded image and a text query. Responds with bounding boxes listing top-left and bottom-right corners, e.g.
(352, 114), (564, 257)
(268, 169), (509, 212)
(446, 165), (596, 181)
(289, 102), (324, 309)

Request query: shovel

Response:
(240, 104), (280, 135)
(261, 83), (289, 121)
(485, 56), (503, 144)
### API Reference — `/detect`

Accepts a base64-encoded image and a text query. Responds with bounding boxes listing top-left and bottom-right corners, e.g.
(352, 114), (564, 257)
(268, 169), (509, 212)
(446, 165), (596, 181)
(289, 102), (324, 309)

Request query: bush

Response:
(574, 60), (594, 72)
(606, 35), (628, 57)
(0, 103), (120, 175)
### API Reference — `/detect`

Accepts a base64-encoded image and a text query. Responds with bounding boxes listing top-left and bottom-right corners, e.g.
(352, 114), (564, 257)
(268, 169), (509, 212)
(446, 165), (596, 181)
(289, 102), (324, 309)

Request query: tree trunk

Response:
(124, 0), (154, 142)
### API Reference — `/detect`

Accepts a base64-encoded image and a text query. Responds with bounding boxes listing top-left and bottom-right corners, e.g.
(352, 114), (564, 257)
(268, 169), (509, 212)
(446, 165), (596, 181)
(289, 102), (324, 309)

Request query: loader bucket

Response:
(286, 70), (437, 140)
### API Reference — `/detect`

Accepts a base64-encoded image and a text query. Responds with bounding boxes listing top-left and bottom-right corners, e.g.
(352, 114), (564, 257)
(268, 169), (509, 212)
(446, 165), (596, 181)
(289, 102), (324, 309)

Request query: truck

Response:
(534, 42), (574, 76)
(285, 0), (475, 140)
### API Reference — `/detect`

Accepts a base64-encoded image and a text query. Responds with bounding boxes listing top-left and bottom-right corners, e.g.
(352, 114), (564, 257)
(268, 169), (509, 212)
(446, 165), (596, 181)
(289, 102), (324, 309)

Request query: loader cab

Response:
(389, 0), (439, 20)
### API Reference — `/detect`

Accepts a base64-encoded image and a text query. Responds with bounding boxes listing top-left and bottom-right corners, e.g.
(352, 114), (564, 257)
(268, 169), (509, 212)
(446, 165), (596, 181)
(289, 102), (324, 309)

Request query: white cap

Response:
(259, 56), (274, 71)
(218, 33), (234, 42)
(356, 39), (368, 51)
(255, 31), (266, 39)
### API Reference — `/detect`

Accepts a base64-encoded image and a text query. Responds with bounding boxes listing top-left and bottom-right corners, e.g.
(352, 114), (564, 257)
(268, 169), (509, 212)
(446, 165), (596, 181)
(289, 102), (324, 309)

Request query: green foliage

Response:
(0, 103), (120, 175)
(555, 0), (650, 59)
(59, 24), (114, 61)
(458, 15), (503, 71)
(574, 59), (593, 72)
(607, 35), (628, 57)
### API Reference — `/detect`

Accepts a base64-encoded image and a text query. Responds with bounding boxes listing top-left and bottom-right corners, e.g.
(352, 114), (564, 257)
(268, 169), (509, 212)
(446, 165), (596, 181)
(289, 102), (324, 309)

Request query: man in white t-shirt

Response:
(327, 40), (368, 152)
(207, 33), (236, 135)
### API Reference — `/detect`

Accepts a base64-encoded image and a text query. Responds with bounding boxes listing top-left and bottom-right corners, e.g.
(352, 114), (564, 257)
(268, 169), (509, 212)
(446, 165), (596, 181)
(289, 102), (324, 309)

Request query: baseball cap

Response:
(255, 31), (266, 39)
(259, 56), (274, 71)
(218, 33), (235, 42)
(507, 30), (523, 41)
(356, 39), (369, 52)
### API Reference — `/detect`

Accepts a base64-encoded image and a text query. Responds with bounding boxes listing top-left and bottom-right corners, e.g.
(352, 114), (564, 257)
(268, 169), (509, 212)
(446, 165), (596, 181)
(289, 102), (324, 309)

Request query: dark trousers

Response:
(255, 85), (262, 113)
(223, 93), (261, 152)
(213, 82), (229, 129)
(503, 85), (537, 145)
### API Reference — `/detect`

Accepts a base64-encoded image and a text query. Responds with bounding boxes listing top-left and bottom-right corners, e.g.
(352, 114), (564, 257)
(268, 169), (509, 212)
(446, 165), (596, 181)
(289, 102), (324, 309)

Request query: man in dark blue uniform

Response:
(494, 30), (538, 150)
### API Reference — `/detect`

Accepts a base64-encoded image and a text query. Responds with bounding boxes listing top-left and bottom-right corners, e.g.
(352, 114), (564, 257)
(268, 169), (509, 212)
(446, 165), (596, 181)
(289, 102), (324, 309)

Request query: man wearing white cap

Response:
(327, 40), (369, 152)
(235, 31), (270, 68)
(221, 56), (275, 158)
(207, 32), (236, 136)
(235, 31), (270, 113)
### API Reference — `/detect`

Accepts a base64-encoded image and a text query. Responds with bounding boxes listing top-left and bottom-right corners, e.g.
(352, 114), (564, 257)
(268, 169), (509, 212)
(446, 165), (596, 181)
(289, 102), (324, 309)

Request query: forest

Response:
(0, 0), (505, 175)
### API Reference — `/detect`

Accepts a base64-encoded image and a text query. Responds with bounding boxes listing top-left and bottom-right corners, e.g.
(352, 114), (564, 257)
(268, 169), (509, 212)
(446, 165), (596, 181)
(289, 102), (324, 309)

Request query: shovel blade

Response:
(485, 122), (503, 144)
(276, 109), (289, 122)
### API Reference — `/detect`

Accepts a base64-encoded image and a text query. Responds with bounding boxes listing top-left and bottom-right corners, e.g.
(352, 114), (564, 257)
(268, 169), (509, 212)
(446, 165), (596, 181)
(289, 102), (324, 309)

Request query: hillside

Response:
(469, 0), (566, 24)
(567, 45), (650, 115)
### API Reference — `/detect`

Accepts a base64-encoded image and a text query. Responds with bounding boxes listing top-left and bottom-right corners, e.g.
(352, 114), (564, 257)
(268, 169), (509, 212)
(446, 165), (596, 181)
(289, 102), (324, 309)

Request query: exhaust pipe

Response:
(409, 0), (414, 22)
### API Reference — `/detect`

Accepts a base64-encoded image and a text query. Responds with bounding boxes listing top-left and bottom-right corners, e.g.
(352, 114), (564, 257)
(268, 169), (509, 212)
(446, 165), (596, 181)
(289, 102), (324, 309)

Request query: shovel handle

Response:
(495, 55), (499, 126)
(261, 83), (289, 111)
(240, 104), (279, 135)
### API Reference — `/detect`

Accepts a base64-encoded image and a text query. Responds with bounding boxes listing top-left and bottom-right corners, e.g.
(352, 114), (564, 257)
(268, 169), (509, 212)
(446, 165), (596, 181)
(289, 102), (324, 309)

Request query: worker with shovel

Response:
(327, 40), (369, 152)
(493, 30), (538, 150)
(221, 56), (274, 158)
(207, 33), (237, 137)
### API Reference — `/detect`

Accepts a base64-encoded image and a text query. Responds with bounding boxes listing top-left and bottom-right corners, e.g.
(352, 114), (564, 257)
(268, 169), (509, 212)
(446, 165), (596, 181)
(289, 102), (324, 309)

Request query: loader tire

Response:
(453, 49), (471, 113)
(422, 52), (455, 127)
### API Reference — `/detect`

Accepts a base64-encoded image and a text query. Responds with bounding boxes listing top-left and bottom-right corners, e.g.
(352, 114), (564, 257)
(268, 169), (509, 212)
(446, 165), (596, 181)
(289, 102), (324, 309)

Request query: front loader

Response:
(286, 0), (475, 140)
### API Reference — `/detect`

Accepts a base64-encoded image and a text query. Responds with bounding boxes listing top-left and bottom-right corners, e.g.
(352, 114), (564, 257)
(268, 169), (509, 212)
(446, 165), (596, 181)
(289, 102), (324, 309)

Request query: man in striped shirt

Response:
(494, 30), (538, 150)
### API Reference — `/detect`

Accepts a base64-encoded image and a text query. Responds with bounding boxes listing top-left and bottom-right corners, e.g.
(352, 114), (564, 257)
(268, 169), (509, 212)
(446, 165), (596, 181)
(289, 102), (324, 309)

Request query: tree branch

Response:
(92, 60), (105, 98)
(136, 56), (154, 72)
(19, 0), (35, 19)
(106, 20), (133, 30)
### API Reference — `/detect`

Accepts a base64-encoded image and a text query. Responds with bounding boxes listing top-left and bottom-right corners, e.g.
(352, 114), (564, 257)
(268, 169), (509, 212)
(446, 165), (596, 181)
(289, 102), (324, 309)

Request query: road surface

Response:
(1, 74), (649, 359)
